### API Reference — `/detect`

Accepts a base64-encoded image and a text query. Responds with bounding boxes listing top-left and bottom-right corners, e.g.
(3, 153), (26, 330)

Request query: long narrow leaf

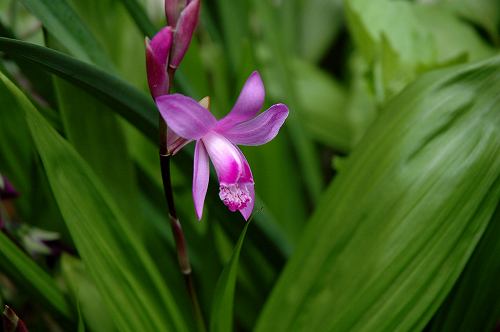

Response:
(210, 222), (250, 332)
(0, 72), (189, 332)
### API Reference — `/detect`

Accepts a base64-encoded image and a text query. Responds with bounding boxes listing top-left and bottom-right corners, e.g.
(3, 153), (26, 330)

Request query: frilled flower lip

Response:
(155, 71), (288, 220)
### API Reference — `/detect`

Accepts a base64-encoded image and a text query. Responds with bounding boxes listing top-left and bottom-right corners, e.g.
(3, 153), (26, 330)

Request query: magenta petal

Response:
(156, 94), (217, 139)
(219, 103), (289, 146)
(145, 27), (173, 98)
(166, 129), (191, 155)
(239, 183), (254, 220)
(202, 131), (244, 184)
(193, 140), (210, 220)
(217, 71), (265, 129)
(165, 0), (181, 27)
(170, 0), (200, 68)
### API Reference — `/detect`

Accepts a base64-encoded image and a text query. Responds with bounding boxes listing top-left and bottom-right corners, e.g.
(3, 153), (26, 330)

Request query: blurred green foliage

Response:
(0, 0), (499, 331)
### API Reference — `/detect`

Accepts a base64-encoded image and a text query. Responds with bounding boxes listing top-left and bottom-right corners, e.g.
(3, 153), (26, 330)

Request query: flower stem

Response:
(159, 69), (206, 332)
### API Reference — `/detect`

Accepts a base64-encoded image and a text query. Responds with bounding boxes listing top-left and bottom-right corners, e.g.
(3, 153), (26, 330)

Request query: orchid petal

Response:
(170, 0), (200, 68)
(235, 148), (255, 220)
(202, 131), (243, 184)
(239, 182), (255, 220)
(165, 0), (181, 27)
(220, 103), (289, 146)
(145, 27), (173, 98)
(156, 94), (217, 139)
(166, 130), (191, 155)
(217, 71), (265, 129)
(193, 140), (210, 220)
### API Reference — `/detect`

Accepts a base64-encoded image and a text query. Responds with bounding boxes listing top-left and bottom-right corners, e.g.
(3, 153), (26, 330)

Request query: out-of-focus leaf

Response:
(0, 232), (71, 318)
(298, 0), (343, 62)
(291, 59), (350, 151)
(214, 0), (249, 72)
(210, 222), (249, 332)
(0, 72), (189, 332)
(252, 0), (323, 202)
(428, 204), (500, 332)
(346, 0), (493, 99)
(19, 0), (114, 70)
(60, 255), (114, 332)
(66, 0), (146, 86)
(438, 0), (500, 44)
(118, 0), (157, 38)
(256, 56), (500, 331)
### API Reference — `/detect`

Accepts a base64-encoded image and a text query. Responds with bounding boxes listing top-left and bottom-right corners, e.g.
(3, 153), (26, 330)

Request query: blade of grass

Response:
(210, 222), (250, 332)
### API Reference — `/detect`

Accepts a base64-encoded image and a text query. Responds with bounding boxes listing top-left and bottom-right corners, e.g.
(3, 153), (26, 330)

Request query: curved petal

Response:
(145, 27), (173, 97)
(217, 71), (265, 129)
(235, 148), (255, 220)
(239, 182), (254, 221)
(219, 103), (289, 146)
(202, 131), (243, 184)
(193, 140), (210, 220)
(170, 0), (200, 68)
(156, 94), (217, 139)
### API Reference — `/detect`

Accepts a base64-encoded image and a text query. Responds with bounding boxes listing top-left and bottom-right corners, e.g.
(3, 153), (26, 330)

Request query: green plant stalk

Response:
(159, 68), (206, 332)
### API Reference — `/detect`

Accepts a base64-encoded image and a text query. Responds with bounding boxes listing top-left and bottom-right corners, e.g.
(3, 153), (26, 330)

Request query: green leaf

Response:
(346, 0), (493, 99)
(118, 0), (157, 38)
(0, 37), (157, 142)
(255, 56), (500, 332)
(298, 0), (343, 62)
(0, 232), (71, 318)
(19, 0), (114, 69)
(440, 0), (500, 44)
(210, 222), (250, 332)
(428, 203), (500, 332)
(0, 72), (189, 332)
(60, 254), (115, 332)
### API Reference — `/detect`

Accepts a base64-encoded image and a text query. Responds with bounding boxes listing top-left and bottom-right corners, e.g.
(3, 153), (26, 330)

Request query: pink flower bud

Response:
(169, 0), (200, 69)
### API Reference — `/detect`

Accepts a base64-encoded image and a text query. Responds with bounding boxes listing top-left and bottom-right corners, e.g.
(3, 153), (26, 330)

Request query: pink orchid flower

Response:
(155, 72), (289, 220)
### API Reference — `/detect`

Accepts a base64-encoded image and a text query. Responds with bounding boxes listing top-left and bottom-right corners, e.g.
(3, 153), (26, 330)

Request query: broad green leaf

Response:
(0, 232), (71, 318)
(19, 0), (114, 70)
(210, 222), (249, 332)
(60, 255), (114, 332)
(428, 204), (500, 332)
(0, 72), (189, 332)
(256, 56), (500, 332)
(346, 0), (493, 99)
